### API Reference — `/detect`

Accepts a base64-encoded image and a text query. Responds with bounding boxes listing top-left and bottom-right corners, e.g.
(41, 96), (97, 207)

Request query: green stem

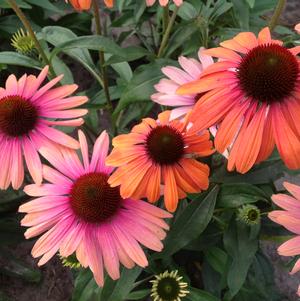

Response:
(268, 0), (286, 31)
(162, 6), (169, 33)
(92, 0), (113, 113)
(7, 0), (55, 78)
(157, 6), (179, 58)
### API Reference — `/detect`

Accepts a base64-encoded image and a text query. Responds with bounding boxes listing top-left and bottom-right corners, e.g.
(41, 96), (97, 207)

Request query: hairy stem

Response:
(157, 6), (179, 58)
(269, 0), (286, 31)
(92, 0), (113, 112)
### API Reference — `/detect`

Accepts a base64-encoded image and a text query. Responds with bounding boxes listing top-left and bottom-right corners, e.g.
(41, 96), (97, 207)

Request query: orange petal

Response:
(233, 32), (258, 50)
(235, 104), (266, 173)
(177, 71), (237, 95)
(271, 103), (300, 169)
(203, 47), (241, 62)
(162, 166), (178, 212)
(214, 101), (249, 153)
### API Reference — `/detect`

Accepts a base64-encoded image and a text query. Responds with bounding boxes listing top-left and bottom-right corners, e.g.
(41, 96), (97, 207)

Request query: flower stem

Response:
(92, 0), (112, 113)
(269, 0), (286, 31)
(157, 6), (179, 58)
(162, 6), (169, 33)
(7, 0), (55, 78)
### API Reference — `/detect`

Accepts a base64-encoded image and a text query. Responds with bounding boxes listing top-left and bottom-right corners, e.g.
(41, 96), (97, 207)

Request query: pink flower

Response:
(0, 66), (87, 190)
(295, 23), (300, 34)
(151, 49), (214, 120)
(269, 182), (300, 296)
(146, 0), (183, 6)
(20, 130), (172, 286)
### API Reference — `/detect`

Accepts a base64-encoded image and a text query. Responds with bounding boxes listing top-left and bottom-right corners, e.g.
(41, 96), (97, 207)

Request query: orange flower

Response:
(104, 0), (113, 7)
(67, 0), (113, 10)
(67, 0), (92, 10)
(178, 27), (300, 174)
(106, 111), (214, 212)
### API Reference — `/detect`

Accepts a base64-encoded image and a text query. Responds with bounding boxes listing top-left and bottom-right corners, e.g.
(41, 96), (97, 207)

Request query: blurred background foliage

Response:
(0, 0), (299, 300)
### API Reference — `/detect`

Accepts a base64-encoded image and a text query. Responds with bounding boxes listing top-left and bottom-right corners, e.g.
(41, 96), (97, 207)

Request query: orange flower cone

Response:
(106, 111), (214, 212)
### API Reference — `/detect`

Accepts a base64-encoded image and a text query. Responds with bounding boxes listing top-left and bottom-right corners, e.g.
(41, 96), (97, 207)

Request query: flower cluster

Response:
(3, 0), (300, 296)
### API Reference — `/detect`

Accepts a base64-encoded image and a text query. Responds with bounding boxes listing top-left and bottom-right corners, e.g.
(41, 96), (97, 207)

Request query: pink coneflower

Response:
(146, 0), (183, 6)
(269, 182), (300, 296)
(0, 66), (87, 190)
(151, 48), (213, 120)
(178, 27), (300, 174)
(20, 130), (172, 286)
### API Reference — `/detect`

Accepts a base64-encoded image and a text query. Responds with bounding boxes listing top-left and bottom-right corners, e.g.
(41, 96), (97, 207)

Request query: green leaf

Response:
(0, 52), (41, 69)
(157, 186), (219, 257)
(187, 288), (220, 301)
(217, 183), (268, 208)
(99, 267), (142, 301)
(114, 59), (174, 114)
(25, 0), (61, 12)
(211, 160), (288, 185)
(205, 247), (228, 275)
(52, 56), (74, 85)
(41, 26), (101, 85)
(0, 0), (31, 9)
(72, 269), (99, 301)
(127, 289), (150, 300)
(50, 35), (148, 63)
(104, 46), (150, 65)
(223, 219), (259, 298)
(245, 0), (255, 8)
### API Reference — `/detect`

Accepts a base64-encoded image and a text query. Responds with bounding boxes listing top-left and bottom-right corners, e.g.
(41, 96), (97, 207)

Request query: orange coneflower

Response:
(106, 111), (214, 212)
(67, 0), (113, 10)
(178, 27), (300, 174)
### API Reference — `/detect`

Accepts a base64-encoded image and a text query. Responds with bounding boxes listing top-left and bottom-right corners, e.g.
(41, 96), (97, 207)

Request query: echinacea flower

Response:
(66, 0), (113, 10)
(11, 29), (35, 55)
(295, 23), (300, 34)
(237, 204), (260, 226)
(151, 48), (213, 120)
(178, 27), (300, 174)
(67, 0), (91, 10)
(146, 0), (183, 6)
(269, 182), (300, 296)
(150, 270), (189, 301)
(20, 130), (172, 286)
(0, 66), (87, 190)
(106, 111), (214, 212)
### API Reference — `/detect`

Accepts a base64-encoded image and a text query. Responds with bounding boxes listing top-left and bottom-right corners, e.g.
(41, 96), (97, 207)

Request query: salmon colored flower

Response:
(146, 0), (183, 6)
(151, 48), (213, 120)
(20, 130), (172, 287)
(104, 0), (113, 8)
(178, 27), (300, 174)
(295, 23), (300, 34)
(269, 182), (300, 297)
(67, 0), (113, 10)
(67, 0), (92, 10)
(0, 66), (87, 190)
(106, 111), (214, 212)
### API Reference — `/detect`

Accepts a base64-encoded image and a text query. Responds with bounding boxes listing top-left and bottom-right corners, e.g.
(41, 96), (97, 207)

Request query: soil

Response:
(0, 241), (73, 301)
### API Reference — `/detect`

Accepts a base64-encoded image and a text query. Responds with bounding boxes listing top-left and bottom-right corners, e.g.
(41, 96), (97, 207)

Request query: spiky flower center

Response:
(70, 172), (121, 224)
(146, 125), (185, 165)
(156, 277), (180, 301)
(237, 44), (299, 103)
(0, 95), (38, 137)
